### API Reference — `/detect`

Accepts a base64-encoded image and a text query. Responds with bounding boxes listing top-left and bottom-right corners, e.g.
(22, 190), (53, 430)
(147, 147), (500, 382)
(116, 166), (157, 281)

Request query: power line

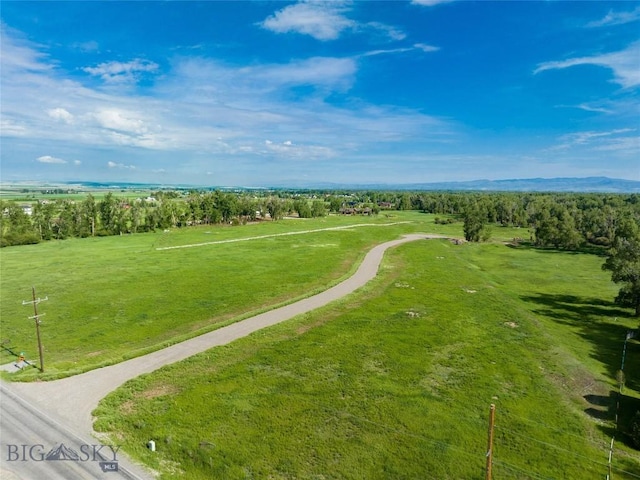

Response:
(609, 464), (640, 480)
(493, 458), (556, 480)
(498, 409), (610, 447)
(495, 425), (609, 468)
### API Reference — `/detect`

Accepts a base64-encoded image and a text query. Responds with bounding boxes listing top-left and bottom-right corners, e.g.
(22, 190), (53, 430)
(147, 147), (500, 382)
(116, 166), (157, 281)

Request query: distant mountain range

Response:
(296, 177), (640, 193)
(17, 176), (640, 193)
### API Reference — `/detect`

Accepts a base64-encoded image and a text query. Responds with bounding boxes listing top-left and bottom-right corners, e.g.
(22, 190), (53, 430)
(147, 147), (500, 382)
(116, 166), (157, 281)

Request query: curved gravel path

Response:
(7, 233), (447, 436)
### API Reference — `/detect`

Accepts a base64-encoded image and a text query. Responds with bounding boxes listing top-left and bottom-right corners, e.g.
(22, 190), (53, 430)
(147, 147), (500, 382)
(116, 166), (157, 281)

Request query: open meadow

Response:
(88, 223), (639, 479)
(1, 212), (469, 378)
(2, 212), (638, 478)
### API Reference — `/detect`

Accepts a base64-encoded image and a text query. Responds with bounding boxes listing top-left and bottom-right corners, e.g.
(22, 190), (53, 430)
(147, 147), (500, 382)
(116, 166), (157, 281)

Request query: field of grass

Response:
(93, 237), (640, 479)
(2, 212), (505, 379)
(0, 184), (152, 201)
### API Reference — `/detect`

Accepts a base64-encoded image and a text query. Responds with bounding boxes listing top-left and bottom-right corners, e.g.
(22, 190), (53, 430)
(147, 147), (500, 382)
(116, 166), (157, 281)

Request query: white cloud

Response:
(74, 160), (82, 166)
(258, 56), (356, 89)
(1, 119), (27, 136)
(363, 22), (406, 41)
(93, 109), (149, 135)
(586, 6), (640, 28)
(362, 43), (439, 58)
(263, 139), (335, 160)
(550, 128), (638, 156)
(37, 155), (67, 164)
(1, 23), (454, 182)
(534, 42), (640, 88)
(82, 59), (159, 83)
(261, 2), (405, 43)
(414, 43), (440, 53)
(260, 1), (355, 41)
(107, 161), (136, 169)
(573, 103), (612, 114)
(411, 0), (455, 6)
(167, 55), (356, 98)
(47, 107), (74, 124)
(0, 23), (52, 74)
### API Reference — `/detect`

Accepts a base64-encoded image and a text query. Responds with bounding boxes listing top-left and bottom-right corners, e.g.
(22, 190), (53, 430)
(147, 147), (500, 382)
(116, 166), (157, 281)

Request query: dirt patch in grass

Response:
(120, 400), (135, 415)
(141, 383), (179, 400)
(296, 317), (332, 335)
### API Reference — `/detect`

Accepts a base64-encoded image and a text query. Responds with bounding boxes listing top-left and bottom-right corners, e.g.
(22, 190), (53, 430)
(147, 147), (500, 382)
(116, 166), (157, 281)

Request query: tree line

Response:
(2, 190), (638, 248)
(0, 191), (333, 246)
(2, 190), (638, 316)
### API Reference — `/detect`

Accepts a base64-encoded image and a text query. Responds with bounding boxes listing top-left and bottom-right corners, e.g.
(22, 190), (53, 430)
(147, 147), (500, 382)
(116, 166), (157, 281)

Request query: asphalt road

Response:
(0, 233), (447, 479)
(0, 383), (152, 479)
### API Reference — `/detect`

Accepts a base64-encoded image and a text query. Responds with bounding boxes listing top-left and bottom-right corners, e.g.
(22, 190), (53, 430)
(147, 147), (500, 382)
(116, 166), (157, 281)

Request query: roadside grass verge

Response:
(2, 211), (480, 378)
(94, 239), (639, 479)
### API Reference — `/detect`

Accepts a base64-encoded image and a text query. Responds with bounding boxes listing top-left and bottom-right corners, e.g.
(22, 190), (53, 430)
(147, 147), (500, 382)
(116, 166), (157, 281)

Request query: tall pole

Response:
(486, 404), (496, 480)
(22, 286), (47, 373)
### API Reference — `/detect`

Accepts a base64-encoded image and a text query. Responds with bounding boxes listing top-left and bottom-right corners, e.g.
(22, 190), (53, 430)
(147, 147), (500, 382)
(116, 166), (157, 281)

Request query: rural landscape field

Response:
(2, 1), (640, 479)
(1, 188), (639, 479)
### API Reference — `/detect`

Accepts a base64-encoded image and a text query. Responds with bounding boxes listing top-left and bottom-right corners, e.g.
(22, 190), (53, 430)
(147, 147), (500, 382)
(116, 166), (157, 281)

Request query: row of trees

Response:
(0, 191), (331, 246)
(2, 189), (638, 316)
(2, 190), (637, 248)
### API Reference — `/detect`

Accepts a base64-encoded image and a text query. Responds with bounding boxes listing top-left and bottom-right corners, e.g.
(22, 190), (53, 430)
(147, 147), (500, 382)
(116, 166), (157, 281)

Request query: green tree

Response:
(327, 196), (343, 213)
(603, 220), (640, 317)
(267, 197), (285, 221)
(0, 201), (39, 246)
(311, 200), (327, 218)
(81, 194), (98, 236)
(98, 193), (118, 234)
(463, 202), (490, 242)
(32, 201), (55, 240)
(293, 199), (312, 218)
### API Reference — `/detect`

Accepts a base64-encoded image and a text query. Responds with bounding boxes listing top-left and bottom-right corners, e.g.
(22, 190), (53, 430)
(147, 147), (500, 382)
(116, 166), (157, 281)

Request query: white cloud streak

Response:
(550, 128), (638, 157)
(82, 59), (159, 83)
(411, 0), (455, 7)
(108, 161), (136, 169)
(586, 6), (640, 28)
(0, 23), (52, 74)
(37, 155), (67, 164)
(534, 42), (640, 88)
(361, 43), (439, 58)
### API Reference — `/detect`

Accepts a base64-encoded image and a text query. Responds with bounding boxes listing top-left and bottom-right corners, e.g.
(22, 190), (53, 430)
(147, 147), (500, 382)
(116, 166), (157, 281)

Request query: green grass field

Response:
(3, 212), (638, 477)
(1, 212), (488, 378)
(0, 184), (153, 201)
(91, 233), (639, 478)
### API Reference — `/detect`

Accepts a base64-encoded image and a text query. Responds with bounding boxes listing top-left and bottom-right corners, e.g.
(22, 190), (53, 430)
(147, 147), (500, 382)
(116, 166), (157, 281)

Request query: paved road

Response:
(0, 233), (446, 479)
(0, 383), (152, 479)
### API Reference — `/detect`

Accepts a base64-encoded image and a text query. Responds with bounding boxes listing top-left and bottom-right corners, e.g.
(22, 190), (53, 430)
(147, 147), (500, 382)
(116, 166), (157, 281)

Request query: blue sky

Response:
(1, 1), (639, 187)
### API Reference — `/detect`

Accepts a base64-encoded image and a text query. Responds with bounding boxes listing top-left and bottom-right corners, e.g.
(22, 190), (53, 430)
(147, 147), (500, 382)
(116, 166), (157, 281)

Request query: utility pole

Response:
(486, 403), (496, 480)
(22, 286), (47, 373)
